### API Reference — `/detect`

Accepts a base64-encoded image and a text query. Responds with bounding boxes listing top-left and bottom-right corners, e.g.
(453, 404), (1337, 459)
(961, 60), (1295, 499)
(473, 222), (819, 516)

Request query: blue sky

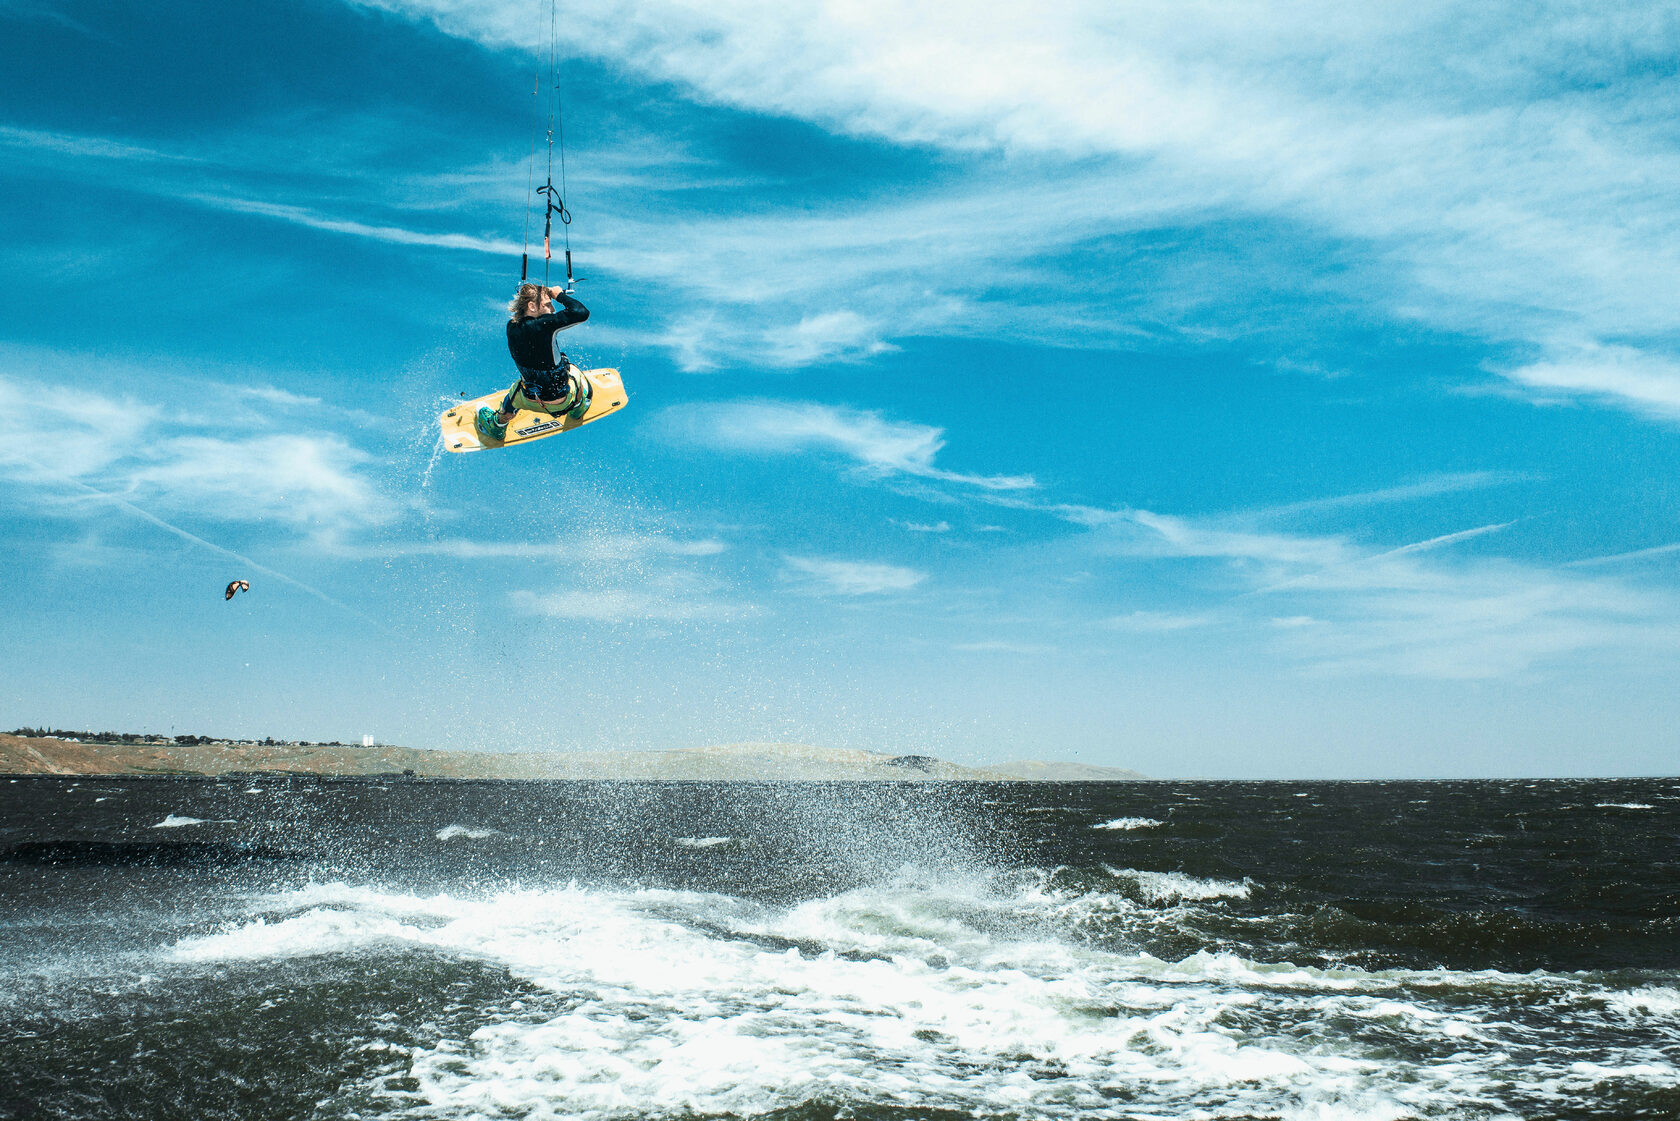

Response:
(3, 0), (1678, 777)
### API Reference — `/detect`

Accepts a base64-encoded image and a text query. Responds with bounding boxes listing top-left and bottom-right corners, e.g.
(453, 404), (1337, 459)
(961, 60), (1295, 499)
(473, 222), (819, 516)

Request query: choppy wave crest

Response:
(435, 825), (500, 841)
(168, 867), (1678, 1120)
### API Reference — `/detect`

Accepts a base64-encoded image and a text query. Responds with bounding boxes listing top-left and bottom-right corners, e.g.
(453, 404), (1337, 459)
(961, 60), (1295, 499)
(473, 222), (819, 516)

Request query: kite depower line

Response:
(521, 0), (574, 291)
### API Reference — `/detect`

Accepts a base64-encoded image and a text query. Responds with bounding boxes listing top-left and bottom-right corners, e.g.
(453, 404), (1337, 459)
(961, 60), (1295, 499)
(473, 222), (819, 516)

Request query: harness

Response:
(516, 362), (592, 418)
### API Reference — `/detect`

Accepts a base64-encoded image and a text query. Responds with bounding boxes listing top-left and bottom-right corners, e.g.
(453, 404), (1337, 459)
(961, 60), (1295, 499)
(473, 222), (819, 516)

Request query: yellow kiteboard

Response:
(439, 367), (626, 453)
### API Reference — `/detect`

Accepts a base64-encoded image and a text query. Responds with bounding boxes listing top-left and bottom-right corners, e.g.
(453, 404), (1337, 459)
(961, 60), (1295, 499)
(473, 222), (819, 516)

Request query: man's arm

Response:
(534, 288), (589, 331)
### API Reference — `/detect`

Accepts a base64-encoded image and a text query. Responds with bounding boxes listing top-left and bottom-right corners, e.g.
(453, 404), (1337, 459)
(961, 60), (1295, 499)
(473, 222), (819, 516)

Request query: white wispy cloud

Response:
(1108, 509), (1348, 569)
(763, 311), (898, 368)
(1104, 610), (1222, 633)
(951, 640), (1056, 655)
(1, 357), (742, 621)
(123, 434), (390, 532)
(511, 585), (741, 622)
(182, 192), (521, 257)
(346, 0), (1680, 412)
(0, 351), (746, 628)
(510, 556), (750, 621)
(1247, 521), (1517, 595)
(1372, 522), (1516, 559)
(0, 373), (156, 482)
(1271, 565), (1661, 680)
(338, 532), (728, 561)
(579, 171), (1156, 369)
(42, 470), (373, 619)
(0, 120), (529, 279)
(0, 369), (375, 616)
(235, 385), (325, 409)
(781, 555), (925, 596)
(1499, 342), (1680, 423)
(1566, 542), (1680, 568)
(1096, 507), (1668, 679)
(1248, 472), (1526, 520)
(20, 5), (1680, 401)
(661, 400), (1035, 491)
(0, 364), (391, 539)
(0, 124), (202, 165)
(977, 476), (1680, 678)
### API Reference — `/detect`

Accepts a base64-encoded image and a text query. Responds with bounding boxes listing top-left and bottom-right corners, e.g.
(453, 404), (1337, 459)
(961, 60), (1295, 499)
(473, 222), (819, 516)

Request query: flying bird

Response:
(224, 580), (250, 601)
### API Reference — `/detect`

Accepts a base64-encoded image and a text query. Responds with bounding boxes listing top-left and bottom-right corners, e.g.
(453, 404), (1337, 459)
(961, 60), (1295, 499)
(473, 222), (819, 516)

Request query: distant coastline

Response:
(0, 733), (1146, 781)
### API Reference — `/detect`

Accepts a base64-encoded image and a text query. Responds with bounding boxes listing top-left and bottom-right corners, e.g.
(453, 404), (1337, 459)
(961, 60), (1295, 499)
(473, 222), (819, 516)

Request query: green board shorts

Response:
(498, 372), (590, 417)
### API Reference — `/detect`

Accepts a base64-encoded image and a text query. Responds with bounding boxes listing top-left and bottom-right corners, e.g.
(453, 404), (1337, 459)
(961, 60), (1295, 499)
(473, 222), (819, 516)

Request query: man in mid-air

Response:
(476, 283), (591, 442)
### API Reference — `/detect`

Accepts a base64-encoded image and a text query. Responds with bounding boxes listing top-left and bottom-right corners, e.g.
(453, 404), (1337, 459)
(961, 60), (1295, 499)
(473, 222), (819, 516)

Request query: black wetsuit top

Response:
(506, 292), (589, 400)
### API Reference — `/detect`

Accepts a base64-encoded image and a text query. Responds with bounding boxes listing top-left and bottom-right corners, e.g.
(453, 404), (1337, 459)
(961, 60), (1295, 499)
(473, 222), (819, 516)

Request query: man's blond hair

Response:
(508, 283), (548, 323)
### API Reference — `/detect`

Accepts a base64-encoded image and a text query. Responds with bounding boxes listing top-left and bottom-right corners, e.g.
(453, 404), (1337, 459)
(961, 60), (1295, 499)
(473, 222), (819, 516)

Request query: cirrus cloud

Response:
(348, 0), (1680, 419)
(660, 400), (1035, 492)
(782, 555), (925, 596)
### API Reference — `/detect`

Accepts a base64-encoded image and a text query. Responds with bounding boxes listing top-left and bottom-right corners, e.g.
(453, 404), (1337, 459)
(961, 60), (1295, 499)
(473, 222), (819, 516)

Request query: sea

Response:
(1, 775), (1676, 1121)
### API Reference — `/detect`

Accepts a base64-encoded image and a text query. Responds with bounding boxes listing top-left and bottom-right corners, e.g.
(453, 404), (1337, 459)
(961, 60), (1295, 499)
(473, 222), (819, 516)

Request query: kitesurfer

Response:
(476, 283), (590, 441)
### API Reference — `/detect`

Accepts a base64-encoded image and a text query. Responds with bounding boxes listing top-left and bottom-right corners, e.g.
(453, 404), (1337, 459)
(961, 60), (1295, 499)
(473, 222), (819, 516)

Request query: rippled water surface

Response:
(2, 776), (1677, 1120)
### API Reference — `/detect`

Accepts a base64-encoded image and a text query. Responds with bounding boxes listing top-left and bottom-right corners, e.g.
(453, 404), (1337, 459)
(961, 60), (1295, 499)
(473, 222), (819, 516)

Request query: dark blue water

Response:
(2, 776), (1677, 1119)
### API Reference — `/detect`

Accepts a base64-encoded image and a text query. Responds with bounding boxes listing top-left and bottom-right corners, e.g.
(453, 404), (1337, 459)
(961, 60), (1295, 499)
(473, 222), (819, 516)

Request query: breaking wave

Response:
(1093, 816), (1162, 830)
(165, 864), (1675, 1120)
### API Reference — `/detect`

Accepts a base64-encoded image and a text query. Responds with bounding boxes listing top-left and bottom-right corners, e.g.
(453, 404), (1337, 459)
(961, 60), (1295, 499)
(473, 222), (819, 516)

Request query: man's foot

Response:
(475, 406), (507, 442)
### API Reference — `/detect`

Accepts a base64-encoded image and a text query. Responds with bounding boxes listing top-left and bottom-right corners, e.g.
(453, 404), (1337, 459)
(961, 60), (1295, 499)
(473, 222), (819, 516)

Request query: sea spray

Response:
(4, 776), (1678, 1120)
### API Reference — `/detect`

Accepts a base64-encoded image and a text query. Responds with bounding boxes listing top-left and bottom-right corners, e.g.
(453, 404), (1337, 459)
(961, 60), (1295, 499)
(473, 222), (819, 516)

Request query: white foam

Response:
(152, 814), (232, 828)
(174, 906), (427, 962)
(1105, 866), (1253, 902)
(166, 873), (1671, 1120)
(1595, 802), (1654, 810)
(1093, 816), (1163, 830)
(676, 836), (732, 849)
(1602, 986), (1680, 1018)
(435, 825), (499, 841)
(1564, 1060), (1677, 1081)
